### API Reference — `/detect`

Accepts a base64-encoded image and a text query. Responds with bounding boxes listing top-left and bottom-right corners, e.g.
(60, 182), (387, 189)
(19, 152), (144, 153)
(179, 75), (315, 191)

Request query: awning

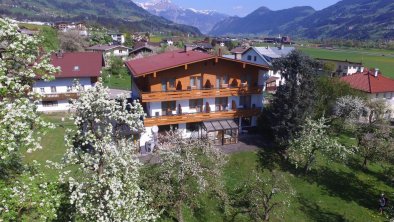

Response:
(203, 119), (239, 132)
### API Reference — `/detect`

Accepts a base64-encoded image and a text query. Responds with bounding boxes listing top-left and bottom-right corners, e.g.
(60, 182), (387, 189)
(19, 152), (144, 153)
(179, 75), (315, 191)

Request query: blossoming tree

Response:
(61, 83), (157, 221)
(141, 130), (227, 222)
(287, 117), (352, 173)
(0, 18), (62, 221)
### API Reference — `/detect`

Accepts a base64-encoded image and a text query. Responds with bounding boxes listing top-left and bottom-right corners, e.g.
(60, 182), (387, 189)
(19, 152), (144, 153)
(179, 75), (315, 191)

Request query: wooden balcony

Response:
(141, 86), (263, 102)
(41, 92), (79, 101)
(144, 108), (261, 127)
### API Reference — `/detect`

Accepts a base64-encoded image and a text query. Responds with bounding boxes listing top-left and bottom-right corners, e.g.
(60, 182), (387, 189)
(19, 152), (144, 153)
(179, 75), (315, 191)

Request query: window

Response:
(50, 86), (57, 93)
(119, 50), (123, 54)
(161, 101), (176, 115)
(376, 93), (380, 98)
(241, 117), (252, 127)
(216, 75), (228, 88)
(254, 56), (257, 61)
(239, 95), (251, 108)
(215, 97), (228, 111)
(162, 78), (176, 91)
(40, 88), (45, 93)
(42, 101), (58, 107)
(186, 122), (200, 132)
(190, 76), (201, 89)
(158, 124), (178, 133)
(189, 99), (203, 112)
(385, 92), (393, 99)
(247, 55), (252, 61)
(67, 86), (72, 92)
(73, 66), (80, 71)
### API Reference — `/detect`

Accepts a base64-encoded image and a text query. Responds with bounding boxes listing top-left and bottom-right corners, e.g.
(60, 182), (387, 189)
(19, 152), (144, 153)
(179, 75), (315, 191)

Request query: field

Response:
(102, 74), (131, 90)
(300, 47), (394, 78)
(25, 114), (392, 221)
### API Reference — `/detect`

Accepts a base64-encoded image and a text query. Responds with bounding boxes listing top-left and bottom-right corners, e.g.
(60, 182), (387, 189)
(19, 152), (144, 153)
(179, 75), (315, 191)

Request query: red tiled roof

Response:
(87, 44), (130, 51)
(231, 46), (249, 54)
(125, 50), (215, 77)
(341, 70), (394, 93)
(51, 52), (103, 78)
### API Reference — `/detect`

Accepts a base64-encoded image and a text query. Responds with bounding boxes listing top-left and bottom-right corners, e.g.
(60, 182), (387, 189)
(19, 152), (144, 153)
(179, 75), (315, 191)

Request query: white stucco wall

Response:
(242, 50), (269, 66)
(33, 77), (93, 94)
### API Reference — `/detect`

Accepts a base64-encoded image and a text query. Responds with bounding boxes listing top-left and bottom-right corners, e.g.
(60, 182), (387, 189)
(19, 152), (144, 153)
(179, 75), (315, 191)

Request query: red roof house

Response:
(340, 69), (394, 93)
(51, 51), (104, 78)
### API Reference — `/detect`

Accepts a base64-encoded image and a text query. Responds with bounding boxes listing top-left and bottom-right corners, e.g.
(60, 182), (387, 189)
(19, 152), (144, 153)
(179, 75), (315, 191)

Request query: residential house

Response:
(241, 46), (295, 92)
(108, 33), (125, 45)
(317, 58), (364, 77)
(33, 52), (104, 112)
(125, 50), (269, 148)
(230, 46), (249, 60)
(341, 68), (394, 113)
(54, 21), (88, 36)
(184, 43), (213, 53)
(129, 41), (158, 57)
(86, 44), (131, 63)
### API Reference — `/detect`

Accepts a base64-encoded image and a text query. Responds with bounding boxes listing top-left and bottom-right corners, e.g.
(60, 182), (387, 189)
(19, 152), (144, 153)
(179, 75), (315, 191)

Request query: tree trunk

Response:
(177, 203), (184, 222)
(363, 157), (368, 168)
(264, 212), (270, 221)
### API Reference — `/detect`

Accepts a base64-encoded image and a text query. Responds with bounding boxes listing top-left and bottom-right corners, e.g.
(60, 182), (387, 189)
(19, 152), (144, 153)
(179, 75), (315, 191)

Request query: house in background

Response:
(184, 43), (213, 53)
(125, 50), (269, 148)
(54, 21), (88, 36)
(317, 58), (364, 77)
(241, 46), (295, 92)
(230, 46), (249, 60)
(86, 44), (131, 63)
(34, 52), (104, 112)
(341, 68), (394, 113)
(108, 33), (125, 45)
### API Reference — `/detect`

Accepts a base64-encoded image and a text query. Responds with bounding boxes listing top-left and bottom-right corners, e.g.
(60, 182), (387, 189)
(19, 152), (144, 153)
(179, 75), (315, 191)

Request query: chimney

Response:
(56, 50), (63, 58)
(374, 68), (379, 77)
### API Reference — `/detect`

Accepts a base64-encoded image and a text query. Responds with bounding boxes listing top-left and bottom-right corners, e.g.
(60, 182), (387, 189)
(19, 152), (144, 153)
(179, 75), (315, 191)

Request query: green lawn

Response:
(300, 47), (394, 78)
(103, 74), (131, 90)
(25, 115), (392, 221)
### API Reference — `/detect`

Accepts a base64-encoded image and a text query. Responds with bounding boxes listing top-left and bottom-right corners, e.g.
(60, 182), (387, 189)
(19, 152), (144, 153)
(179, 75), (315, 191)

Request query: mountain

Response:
(0, 0), (201, 35)
(209, 6), (316, 36)
(136, 0), (228, 34)
(210, 0), (394, 40)
(288, 0), (394, 39)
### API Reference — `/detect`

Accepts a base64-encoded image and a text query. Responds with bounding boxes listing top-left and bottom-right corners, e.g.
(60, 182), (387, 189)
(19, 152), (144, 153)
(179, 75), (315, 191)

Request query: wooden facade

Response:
(144, 108), (261, 127)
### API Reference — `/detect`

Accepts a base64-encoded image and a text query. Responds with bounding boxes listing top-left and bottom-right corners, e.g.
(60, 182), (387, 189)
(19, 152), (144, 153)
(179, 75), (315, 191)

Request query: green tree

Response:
(40, 27), (59, 51)
(106, 55), (128, 77)
(260, 50), (320, 148)
(124, 33), (134, 48)
(59, 30), (88, 52)
(89, 31), (112, 46)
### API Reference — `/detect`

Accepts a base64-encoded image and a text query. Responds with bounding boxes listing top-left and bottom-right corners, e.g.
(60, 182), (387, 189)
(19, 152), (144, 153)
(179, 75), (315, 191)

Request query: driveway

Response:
(108, 89), (131, 99)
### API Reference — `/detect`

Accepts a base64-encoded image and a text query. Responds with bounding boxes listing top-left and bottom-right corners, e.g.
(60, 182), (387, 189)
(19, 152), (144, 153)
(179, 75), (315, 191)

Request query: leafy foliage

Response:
(40, 27), (60, 52)
(260, 50), (320, 147)
(59, 30), (89, 52)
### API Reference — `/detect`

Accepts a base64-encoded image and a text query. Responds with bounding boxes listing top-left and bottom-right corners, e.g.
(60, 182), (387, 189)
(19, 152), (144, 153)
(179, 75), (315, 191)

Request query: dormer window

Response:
(74, 66), (80, 71)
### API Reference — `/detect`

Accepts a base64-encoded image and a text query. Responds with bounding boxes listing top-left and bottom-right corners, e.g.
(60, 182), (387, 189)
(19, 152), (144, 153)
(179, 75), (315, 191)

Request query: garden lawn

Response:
(300, 47), (394, 78)
(103, 74), (131, 90)
(26, 115), (392, 221)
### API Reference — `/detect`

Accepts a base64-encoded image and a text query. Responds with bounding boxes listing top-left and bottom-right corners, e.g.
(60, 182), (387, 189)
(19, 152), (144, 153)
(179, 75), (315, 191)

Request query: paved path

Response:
(108, 89), (131, 99)
(139, 135), (269, 164)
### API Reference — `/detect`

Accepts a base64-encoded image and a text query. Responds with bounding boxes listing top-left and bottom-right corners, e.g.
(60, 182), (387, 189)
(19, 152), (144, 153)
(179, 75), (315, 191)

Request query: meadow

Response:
(300, 47), (394, 78)
(25, 114), (392, 221)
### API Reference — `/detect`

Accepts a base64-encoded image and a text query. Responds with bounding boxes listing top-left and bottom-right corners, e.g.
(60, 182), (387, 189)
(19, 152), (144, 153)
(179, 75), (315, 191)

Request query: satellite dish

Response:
(151, 126), (159, 134)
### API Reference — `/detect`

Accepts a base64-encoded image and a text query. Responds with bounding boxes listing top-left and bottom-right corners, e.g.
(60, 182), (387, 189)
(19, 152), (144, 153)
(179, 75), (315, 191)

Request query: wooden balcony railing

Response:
(41, 92), (79, 101)
(141, 86), (264, 102)
(144, 108), (261, 127)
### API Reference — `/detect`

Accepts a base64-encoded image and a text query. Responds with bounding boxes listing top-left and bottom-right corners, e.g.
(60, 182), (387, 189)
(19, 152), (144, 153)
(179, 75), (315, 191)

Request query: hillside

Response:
(137, 0), (228, 34)
(290, 0), (394, 39)
(0, 0), (201, 35)
(210, 6), (315, 36)
(210, 0), (394, 40)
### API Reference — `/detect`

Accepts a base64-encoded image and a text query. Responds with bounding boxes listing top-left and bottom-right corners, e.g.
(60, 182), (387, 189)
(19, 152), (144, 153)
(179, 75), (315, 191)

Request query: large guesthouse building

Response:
(34, 52), (104, 112)
(125, 50), (269, 148)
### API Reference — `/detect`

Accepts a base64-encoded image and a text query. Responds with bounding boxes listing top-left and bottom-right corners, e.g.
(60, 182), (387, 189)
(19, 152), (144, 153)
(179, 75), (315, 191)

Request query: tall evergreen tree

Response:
(260, 50), (320, 148)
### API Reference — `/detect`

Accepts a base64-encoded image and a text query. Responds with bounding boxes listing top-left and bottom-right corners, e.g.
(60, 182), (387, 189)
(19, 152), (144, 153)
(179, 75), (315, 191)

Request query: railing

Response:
(141, 86), (264, 102)
(41, 92), (79, 101)
(144, 108), (261, 127)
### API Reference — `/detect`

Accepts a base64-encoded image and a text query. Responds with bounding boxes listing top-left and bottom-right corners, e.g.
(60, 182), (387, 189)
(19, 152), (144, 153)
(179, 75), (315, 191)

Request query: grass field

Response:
(103, 74), (131, 90)
(25, 114), (392, 221)
(300, 47), (394, 78)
